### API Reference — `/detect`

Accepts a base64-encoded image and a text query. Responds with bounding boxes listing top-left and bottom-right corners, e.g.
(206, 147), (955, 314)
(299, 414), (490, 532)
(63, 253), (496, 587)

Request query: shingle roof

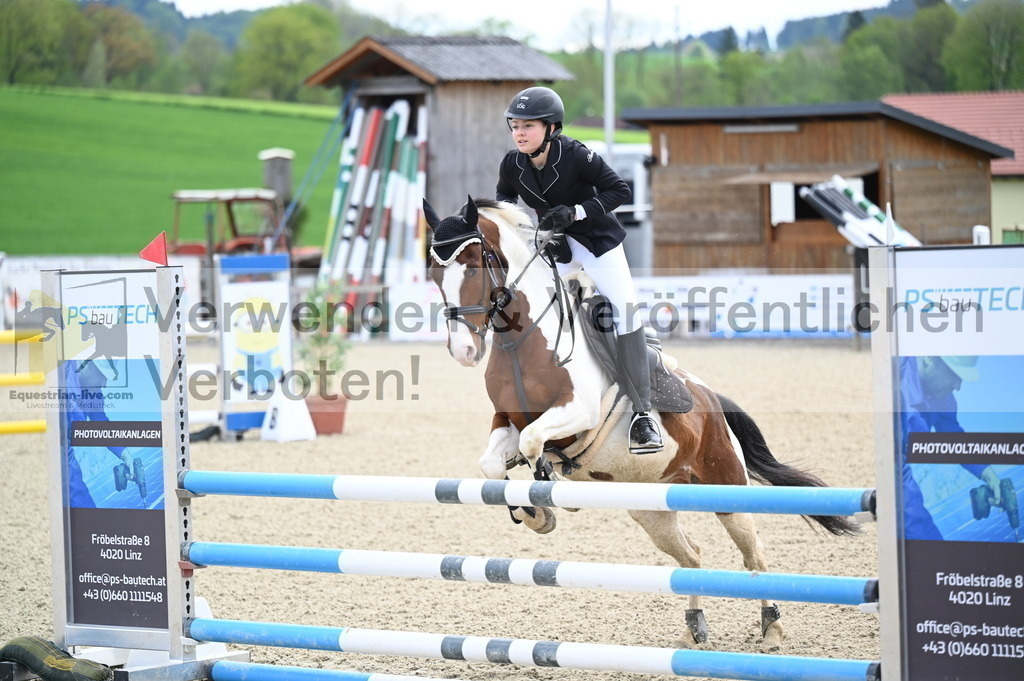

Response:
(621, 100), (1014, 161)
(306, 35), (574, 87)
(380, 36), (573, 82)
(883, 91), (1024, 176)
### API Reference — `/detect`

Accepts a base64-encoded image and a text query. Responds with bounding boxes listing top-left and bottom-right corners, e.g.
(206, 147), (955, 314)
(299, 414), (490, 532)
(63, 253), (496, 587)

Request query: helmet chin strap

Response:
(528, 123), (557, 159)
(528, 138), (549, 159)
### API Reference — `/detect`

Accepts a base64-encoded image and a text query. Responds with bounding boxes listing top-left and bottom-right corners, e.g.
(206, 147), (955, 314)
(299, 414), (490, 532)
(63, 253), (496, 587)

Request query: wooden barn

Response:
(306, 36), (573, 216)
(621, 102), (1014, 271)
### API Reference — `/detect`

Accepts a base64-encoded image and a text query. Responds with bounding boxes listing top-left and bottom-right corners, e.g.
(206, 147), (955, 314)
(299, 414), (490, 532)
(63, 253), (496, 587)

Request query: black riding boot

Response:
(616, 328), (664, 454)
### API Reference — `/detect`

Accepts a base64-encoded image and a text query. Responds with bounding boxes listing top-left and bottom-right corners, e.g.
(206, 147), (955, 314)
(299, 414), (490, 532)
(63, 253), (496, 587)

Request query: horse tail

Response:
(716, 393), (859, 537)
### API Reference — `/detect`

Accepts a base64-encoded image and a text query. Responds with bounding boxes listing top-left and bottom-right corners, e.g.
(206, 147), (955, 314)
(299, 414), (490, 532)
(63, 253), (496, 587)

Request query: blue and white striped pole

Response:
(189, 619), (880, 681)
(186, 542), (878, 606)
(181, 472), (875, 518)
(212, 661), (467, 681)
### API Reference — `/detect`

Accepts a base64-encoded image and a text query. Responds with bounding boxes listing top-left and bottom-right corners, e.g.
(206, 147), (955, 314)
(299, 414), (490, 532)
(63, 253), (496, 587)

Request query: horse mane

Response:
(470, 198), (538, 268)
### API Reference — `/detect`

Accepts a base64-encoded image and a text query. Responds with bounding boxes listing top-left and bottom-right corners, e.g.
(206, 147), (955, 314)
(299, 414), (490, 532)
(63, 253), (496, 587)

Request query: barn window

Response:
(783, 175), (875, 223)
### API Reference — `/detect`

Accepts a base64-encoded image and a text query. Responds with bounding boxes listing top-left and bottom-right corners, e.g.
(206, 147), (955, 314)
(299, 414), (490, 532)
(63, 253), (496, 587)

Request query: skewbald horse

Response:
(424, 197), (858, 649)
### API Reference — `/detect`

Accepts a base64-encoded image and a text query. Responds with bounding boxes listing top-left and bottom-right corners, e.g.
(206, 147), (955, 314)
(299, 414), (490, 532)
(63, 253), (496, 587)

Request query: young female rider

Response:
(495, 86), (662, 455)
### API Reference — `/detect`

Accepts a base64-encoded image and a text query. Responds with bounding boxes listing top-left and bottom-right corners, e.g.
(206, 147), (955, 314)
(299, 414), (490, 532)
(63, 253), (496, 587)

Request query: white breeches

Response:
(556, 239), (643, 335)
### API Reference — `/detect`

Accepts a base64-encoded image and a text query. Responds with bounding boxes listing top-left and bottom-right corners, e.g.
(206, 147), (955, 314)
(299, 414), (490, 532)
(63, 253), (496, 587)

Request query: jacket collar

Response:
(514, 136), (564, 207)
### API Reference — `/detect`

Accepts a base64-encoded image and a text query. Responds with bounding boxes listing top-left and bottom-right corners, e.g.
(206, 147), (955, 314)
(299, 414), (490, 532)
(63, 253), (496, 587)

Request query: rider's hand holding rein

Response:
(539, 205), (576, 232)
(538, 205), (575, 251)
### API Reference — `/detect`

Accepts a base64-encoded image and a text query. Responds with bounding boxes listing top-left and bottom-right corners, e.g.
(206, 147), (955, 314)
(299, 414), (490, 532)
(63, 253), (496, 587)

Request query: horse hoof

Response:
(761, 621), (784, 651)
(526, 507), (557, 534)
(760, 604), (783, 650)
(478, 455), (507, 480)
(673, 632), (699, 649)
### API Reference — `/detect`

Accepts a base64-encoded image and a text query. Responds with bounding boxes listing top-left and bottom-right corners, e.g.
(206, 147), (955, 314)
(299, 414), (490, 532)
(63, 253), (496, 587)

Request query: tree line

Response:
(556, 0), (1024, 123)
(0, 0), (395, 103)
(1, 0), (1022, 121)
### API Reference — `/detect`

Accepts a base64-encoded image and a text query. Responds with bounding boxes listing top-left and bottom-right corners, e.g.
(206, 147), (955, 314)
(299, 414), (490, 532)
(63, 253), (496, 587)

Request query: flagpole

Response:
(604, 0), (615, 167)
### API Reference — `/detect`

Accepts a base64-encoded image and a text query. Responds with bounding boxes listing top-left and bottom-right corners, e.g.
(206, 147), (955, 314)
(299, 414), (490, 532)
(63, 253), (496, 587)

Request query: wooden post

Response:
(258, 147), (295, 215)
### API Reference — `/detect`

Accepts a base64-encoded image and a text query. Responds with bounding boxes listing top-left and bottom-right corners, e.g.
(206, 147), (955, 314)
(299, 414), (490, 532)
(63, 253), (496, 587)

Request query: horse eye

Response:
(466, 267), (478, 278)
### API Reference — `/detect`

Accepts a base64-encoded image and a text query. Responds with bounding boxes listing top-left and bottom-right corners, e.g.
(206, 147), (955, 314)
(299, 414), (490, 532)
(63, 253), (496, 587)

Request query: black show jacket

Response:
(496, 135), (630, 261)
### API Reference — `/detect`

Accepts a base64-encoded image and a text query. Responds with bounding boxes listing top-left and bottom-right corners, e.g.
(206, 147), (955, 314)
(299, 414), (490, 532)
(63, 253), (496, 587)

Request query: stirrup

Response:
(629, 412), (663, 454)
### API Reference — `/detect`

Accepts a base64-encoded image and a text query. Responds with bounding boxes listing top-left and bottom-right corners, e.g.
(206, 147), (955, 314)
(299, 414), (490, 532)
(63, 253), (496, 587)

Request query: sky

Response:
(171, 0), (890, 51)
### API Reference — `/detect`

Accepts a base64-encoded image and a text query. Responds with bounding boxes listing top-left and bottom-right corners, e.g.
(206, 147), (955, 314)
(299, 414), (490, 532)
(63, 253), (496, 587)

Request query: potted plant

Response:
(295, 280), (351, 435)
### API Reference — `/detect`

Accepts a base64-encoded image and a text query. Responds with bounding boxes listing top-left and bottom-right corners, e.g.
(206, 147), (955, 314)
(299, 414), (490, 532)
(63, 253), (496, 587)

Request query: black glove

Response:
(539, 205), (575, 233)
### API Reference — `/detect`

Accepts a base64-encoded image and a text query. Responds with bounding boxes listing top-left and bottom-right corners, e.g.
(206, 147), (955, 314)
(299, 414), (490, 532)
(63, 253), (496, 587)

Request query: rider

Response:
(495, 86), (662, 455)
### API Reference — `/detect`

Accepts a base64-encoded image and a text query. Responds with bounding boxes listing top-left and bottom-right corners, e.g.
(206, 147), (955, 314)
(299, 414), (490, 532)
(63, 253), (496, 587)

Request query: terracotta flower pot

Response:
(305, 394), (348, 435)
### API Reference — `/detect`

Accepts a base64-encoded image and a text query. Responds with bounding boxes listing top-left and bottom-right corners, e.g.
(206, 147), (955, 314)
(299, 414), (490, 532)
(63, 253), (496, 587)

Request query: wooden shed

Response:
(621, 102), (1014, 271)
(306, 36), (573, 216)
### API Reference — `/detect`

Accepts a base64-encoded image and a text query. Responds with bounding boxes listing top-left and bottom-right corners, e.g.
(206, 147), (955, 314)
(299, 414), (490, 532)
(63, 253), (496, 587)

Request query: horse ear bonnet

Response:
(429, 215), (482, 265)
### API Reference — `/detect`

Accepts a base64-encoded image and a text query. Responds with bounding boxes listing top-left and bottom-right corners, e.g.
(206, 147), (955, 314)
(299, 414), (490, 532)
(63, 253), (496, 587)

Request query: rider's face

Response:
(508, 118), (547, 155)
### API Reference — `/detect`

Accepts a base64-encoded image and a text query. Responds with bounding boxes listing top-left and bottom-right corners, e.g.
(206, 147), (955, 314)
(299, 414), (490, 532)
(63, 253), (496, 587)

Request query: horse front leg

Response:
(478, 413), (556, 535)
(517, 398), (600, 464)
(479, 413), (521, 480)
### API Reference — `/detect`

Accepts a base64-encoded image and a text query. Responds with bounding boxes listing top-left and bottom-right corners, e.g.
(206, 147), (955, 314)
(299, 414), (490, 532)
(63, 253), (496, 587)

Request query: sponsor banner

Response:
(890, 246), (1024, 681)
(56, 270), (169, 629)
(636, 274), (855, 338)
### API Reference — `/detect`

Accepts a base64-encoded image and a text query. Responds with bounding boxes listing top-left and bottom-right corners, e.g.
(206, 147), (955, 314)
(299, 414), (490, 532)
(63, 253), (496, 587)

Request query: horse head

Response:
(423, 196), (507, 366)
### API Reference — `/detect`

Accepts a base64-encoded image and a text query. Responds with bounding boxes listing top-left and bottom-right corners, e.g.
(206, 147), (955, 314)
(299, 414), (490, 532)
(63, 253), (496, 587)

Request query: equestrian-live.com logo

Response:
(11, 284), (132, 390)
(8, 286), (136, 410)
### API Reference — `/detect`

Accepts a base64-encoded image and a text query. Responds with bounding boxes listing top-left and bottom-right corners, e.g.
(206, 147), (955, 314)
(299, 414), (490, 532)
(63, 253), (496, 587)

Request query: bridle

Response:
(436, 224), (578, 425)
(434, 233), (515, 347)
(440, 227), (572, 354)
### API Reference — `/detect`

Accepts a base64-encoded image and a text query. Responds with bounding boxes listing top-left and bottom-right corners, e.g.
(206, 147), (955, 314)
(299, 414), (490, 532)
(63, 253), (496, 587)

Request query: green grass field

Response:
(0, 87), (342, 255)
(0, 87), (647, 255)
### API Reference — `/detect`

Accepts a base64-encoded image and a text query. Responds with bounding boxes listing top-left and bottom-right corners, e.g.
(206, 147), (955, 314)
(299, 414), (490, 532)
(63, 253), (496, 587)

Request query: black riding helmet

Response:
(505, 86), (564, 158)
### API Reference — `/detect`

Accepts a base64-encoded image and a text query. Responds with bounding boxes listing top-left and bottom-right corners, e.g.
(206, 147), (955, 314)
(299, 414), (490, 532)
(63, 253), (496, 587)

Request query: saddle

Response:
(576, 292), (693, 414)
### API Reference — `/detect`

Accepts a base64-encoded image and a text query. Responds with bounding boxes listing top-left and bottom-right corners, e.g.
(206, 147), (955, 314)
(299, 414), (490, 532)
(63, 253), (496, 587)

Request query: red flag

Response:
(140, 231), (168, 266)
